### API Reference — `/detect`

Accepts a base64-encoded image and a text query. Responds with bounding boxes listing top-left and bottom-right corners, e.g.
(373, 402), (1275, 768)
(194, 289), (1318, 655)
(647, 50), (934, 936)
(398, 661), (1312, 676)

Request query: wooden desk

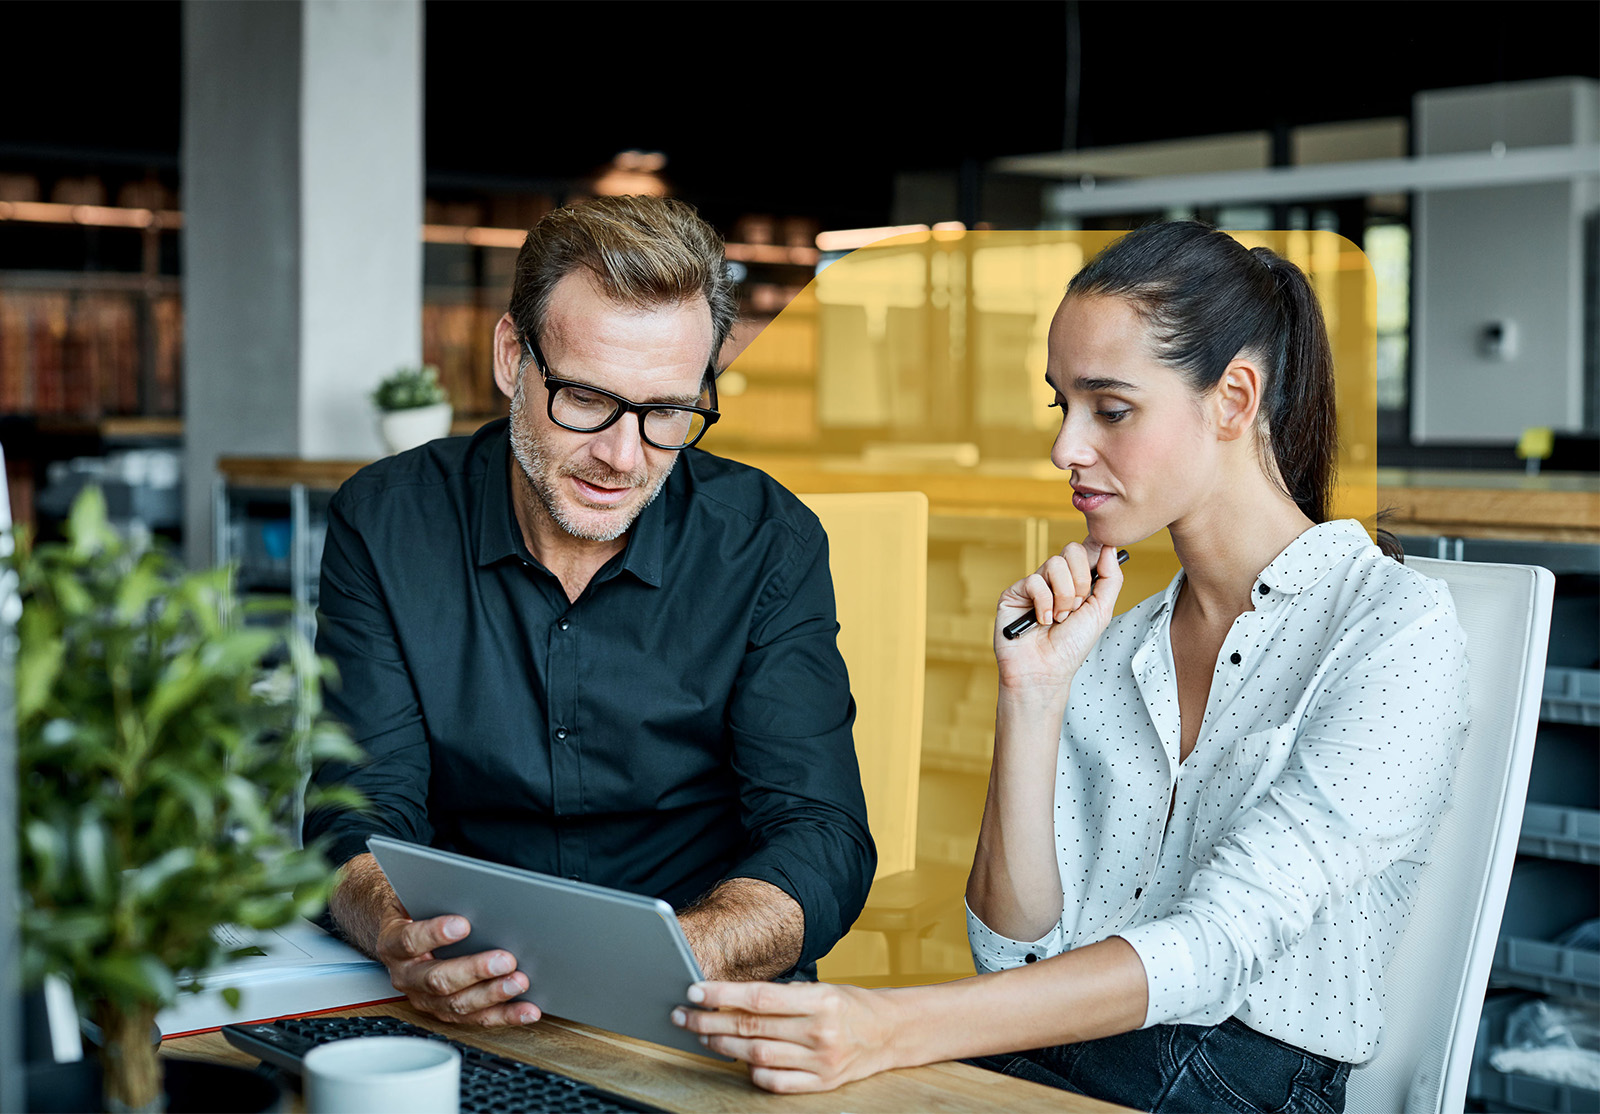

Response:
(161, 1002), (1132, 1113)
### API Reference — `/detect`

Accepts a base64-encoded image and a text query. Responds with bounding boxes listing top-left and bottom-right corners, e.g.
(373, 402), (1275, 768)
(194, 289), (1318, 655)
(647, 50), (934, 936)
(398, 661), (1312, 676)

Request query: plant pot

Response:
(25, 1058), (284, 1113)
(378, 402), (453, 454)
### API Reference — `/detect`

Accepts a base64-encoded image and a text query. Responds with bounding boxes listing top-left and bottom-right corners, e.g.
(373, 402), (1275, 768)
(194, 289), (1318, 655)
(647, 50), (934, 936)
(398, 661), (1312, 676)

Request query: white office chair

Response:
(1345, 557), (1555, 1114)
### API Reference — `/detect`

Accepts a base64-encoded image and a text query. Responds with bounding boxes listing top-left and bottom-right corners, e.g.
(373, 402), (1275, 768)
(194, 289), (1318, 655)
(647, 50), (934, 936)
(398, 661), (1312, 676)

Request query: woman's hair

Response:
(1066, 222), (1338, 524)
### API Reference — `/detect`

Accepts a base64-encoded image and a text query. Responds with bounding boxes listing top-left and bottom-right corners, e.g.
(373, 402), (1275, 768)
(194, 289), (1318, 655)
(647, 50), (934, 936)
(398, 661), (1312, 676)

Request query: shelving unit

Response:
(1395, 532), (1599, 1114)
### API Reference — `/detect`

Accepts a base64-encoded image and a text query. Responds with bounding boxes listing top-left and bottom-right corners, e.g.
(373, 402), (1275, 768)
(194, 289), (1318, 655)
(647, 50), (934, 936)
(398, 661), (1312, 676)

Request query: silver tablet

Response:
(366, 836), (720, 1059)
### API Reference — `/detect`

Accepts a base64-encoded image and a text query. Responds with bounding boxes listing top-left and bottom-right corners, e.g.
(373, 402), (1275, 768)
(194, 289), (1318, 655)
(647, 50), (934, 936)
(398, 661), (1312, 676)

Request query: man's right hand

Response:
(374, 913), (542, 1027)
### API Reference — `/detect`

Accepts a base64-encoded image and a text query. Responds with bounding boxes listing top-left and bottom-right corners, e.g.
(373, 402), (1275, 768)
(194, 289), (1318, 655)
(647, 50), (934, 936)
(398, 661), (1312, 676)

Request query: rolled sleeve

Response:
(1130, 581), (1470, 1028)
(966, 900), (1066, 973)
(721, 522), (876, 971)
(302, 490), (435, 866)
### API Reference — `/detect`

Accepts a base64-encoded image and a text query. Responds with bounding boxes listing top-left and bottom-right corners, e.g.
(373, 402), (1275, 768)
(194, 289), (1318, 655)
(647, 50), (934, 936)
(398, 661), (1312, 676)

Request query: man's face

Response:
(505, 271), (714, 544)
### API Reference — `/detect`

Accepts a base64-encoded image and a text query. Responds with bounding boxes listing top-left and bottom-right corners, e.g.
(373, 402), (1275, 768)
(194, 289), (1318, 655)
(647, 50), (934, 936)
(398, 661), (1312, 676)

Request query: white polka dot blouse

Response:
(966, 519), (1471, 1064)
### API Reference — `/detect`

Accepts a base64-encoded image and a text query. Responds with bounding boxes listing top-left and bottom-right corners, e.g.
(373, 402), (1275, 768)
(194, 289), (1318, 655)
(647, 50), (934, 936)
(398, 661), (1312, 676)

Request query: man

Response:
(304, 195), (875, 1028)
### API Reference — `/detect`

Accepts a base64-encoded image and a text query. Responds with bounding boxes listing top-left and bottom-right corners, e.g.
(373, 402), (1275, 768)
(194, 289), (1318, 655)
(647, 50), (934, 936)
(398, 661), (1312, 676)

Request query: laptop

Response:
(366, 836), (722, 1059)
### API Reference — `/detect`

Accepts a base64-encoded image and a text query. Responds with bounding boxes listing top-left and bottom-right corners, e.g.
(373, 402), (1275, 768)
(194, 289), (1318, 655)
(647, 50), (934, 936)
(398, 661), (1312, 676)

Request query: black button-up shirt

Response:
(304, 420), (875, 971)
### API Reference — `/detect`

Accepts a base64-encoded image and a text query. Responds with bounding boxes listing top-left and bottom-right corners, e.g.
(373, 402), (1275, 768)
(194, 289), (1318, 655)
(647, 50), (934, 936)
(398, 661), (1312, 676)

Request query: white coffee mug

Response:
(304, 1035), (461, 1114)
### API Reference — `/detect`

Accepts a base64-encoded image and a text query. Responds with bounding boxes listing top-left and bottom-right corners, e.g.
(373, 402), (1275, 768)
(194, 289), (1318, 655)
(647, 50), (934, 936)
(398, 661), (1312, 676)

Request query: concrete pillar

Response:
(182, 0), (421, 565)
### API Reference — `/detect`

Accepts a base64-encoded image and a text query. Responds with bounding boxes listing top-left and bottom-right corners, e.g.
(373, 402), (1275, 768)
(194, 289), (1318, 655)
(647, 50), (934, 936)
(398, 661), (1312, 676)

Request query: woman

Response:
(671, 223), (1469, 1113)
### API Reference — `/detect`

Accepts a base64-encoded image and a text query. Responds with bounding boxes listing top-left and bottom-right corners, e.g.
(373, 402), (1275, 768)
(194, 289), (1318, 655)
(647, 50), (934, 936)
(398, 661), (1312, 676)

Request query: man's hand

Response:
(330, 852), (539, 1027)
(679, 878), (804, 981)
(374, 914), (542, 1028)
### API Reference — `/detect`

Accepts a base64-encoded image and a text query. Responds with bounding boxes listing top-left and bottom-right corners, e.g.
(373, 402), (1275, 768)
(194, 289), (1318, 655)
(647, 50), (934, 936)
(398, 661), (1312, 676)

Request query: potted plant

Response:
(372, 365), (452, 454)
(10, 488), (363, 1113)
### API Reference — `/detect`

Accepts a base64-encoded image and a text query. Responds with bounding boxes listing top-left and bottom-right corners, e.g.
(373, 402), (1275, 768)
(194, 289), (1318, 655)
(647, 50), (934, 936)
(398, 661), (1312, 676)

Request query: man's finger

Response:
(395, 914), (471, 959)
(451, 1000), (543, 1028)
(410, 950), (519, 1000)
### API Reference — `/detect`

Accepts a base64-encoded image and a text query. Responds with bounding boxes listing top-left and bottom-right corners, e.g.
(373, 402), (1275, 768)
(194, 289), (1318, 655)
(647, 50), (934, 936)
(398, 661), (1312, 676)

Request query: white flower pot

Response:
(379, 402), (453, 454)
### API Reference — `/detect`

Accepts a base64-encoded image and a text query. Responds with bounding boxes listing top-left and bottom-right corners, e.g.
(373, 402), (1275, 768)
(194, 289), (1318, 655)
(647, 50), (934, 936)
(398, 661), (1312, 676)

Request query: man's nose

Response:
(590, 411), (646, 474)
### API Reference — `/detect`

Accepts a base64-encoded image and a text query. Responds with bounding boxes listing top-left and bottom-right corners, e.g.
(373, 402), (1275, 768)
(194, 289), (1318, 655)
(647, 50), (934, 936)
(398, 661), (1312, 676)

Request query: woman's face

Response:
(1045, 294), (1221, 546)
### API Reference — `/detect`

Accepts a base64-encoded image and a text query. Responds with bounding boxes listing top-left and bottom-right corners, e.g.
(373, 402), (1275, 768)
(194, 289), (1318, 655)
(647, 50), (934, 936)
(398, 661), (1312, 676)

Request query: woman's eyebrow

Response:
(1073, 375), (1140, 392)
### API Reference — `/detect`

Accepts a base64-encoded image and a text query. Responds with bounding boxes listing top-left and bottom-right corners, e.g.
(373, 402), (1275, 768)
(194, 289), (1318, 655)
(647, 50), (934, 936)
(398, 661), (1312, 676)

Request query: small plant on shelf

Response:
(371, 364), (449, 412)
(9, 487), (364, 1113)
(372, 365), (453, 453)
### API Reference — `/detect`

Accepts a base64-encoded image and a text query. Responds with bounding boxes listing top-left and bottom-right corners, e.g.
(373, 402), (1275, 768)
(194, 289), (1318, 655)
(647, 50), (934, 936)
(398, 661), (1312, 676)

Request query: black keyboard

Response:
(222, 1015), (665, 1113)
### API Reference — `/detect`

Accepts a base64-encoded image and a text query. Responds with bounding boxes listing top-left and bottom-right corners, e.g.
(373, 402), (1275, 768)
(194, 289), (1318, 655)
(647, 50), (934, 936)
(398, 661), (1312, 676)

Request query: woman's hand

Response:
(994, 540), (1124, 692)
(670, 980), (902, 1093)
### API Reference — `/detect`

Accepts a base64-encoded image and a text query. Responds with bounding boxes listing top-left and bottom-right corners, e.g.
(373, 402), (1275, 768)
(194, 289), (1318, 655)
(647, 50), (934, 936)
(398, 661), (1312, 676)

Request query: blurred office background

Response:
(1, 4), (1596, 1109)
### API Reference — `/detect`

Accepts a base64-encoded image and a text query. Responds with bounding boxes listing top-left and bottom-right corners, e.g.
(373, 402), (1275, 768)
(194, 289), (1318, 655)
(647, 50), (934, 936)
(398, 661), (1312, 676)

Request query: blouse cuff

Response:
(965, 899), (1065, 973)
(1118, 920), (1201, 1027)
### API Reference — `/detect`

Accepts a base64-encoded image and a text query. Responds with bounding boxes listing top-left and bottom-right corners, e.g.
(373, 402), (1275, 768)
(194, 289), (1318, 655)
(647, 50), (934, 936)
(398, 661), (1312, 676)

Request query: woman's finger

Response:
(699, 1032), (816, 1072)
(685, 979), (820, 1015)
(748, 1066), (832, 1095)
(1058, 543), (1094, 600)
(672, 1006), (822, 1048)
(1011, 571), (1054, 629)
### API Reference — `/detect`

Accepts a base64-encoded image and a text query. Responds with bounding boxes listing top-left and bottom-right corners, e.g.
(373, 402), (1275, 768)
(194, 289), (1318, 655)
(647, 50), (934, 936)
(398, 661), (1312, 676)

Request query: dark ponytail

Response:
(1067, 223), (1339, 524)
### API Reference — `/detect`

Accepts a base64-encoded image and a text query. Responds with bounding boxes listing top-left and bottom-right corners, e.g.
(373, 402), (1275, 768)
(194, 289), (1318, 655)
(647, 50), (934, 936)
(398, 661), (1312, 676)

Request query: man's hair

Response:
(507, 196), (737, 383)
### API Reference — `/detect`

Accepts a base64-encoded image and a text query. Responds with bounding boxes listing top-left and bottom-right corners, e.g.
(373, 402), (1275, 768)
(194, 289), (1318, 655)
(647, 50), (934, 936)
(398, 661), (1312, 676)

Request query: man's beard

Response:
(508, 371), (676, 544)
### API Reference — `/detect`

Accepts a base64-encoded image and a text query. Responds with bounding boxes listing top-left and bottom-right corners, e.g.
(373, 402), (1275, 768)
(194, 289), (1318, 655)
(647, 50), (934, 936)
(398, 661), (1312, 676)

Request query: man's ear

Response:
(1213, 355), (1263, 442)
(492, 313), (523, 401)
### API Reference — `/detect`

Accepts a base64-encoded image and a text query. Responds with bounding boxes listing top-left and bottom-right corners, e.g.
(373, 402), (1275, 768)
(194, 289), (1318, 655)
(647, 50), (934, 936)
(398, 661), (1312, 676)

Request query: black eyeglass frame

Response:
(521, 336), (721, 451)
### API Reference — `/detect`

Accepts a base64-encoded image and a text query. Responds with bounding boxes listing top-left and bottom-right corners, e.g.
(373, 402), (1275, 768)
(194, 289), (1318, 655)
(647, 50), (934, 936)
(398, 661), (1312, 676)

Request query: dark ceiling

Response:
(2, 1), (1596, 229)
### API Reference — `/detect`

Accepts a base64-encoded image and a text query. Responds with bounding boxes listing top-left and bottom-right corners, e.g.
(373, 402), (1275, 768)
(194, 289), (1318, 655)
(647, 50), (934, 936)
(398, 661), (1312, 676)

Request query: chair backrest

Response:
(797, 492), (928, 880)
(1345, 557), (1554, 1114)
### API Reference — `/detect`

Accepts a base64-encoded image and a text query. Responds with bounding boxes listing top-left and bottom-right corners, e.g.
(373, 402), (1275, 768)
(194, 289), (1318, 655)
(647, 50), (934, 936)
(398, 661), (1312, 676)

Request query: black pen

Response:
(1001, 549), (1130, 640)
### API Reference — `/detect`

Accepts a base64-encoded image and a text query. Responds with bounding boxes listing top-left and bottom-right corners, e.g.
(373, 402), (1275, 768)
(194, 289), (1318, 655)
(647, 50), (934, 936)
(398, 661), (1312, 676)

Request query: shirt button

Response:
(1230, 652), (1242, 665)
(558, 618), (570, 630)
(1024, 953), (1038, 964)
(1134, 887), (1143, 898)
(554, 727), (569, 740)
(1258, 583), (1269, 596)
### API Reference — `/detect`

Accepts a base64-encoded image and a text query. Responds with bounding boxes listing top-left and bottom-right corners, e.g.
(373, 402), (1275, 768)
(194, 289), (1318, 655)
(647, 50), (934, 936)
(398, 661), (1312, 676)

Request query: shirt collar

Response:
(474, 420), (522, 568)
(472, 418), (667, 588)
(1256, 518), (1372, 596)
(1143, 517), (1373, 625)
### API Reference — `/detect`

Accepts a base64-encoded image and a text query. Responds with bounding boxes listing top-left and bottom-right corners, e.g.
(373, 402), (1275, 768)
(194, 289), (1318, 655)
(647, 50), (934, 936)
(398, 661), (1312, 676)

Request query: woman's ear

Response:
(1213, 355), (1263, 441)
(492, 314), (523, 401)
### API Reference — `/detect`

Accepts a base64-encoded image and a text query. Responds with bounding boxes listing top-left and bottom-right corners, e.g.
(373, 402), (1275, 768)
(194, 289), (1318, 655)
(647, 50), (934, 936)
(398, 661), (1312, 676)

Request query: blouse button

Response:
(1230, 652), (1242, 665)
(1258, 583), (1269, 596)
(1134, 887), (1143, 898)
(555, 727), (569, 740)
(1024, 953), (1038, 964)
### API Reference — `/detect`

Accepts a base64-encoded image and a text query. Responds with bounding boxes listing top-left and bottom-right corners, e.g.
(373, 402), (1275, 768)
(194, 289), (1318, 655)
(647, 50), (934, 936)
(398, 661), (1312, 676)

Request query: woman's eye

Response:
(1097, 409), (1130, 423)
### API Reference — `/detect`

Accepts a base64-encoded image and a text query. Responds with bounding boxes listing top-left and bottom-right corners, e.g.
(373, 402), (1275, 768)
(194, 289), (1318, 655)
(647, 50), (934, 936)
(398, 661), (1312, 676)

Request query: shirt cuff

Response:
(965, 899), (1066, 973)
(1118, 919), (1201, 1027)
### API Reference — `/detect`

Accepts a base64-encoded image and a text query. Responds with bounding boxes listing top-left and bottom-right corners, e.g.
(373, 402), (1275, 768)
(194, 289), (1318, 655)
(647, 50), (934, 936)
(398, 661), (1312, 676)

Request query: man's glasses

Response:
(521, 337), (720, 451)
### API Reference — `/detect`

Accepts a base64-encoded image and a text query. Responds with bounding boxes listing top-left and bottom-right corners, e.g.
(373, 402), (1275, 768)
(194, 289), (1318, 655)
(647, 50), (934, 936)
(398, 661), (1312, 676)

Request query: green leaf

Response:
(96, 953), (180, 1008)
(129, 847), (197, 899)
(15, 608), (65, 722)
(221, 986), (242, 1009)
(72, 811), (113, 904)
(66, 486), (114, 559)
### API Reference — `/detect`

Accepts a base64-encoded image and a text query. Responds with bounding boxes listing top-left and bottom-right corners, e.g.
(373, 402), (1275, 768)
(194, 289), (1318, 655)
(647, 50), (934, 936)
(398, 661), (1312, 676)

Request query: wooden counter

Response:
(1376, 468), (1600, 544)
(162, 1001), (1133, 1114)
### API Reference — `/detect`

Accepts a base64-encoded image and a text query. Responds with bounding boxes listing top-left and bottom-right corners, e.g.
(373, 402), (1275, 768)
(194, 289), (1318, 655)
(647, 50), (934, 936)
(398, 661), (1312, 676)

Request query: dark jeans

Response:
(966, 1016), (1350, 1114)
